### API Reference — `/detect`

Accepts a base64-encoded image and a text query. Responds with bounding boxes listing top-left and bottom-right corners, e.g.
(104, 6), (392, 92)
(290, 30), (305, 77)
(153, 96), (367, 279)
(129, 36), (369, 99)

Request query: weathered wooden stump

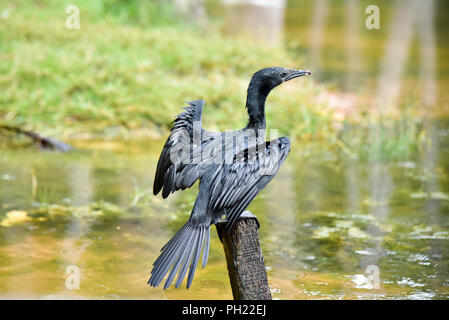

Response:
(216, 211), (272, 300)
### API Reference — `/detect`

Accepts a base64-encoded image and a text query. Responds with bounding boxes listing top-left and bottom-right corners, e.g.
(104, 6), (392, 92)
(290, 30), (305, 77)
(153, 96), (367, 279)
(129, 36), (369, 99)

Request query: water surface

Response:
(1, 133), (448, 299)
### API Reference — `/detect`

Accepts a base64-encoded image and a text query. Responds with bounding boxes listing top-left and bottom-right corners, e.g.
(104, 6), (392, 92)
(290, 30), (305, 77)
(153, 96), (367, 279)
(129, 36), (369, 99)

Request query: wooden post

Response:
(216, 211), (272, 300)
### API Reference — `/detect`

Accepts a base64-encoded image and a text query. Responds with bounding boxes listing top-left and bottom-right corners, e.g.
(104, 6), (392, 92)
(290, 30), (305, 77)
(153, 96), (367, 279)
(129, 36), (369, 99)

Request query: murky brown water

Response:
(1, 130), (448, 299)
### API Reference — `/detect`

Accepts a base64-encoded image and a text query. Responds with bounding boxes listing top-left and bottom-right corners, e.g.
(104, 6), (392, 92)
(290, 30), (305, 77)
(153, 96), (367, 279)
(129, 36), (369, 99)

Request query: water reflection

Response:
(222, 0), (286, 46)
(344, 0), (361, 91)
(303, 1), (444, 109)
(375, 0), (437, 113)
(362, 164), (392, 274)
(0, 136), (448, 299)
(68, 163), (93, 206)
(308, 0), (328, 79)
(214, 0), (446, 112)
(420, 121), (444, 297)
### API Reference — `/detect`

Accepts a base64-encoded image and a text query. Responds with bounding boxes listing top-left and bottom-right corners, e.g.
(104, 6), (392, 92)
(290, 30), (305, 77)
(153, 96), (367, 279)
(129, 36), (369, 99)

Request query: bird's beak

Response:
(285, 69), (312, 81)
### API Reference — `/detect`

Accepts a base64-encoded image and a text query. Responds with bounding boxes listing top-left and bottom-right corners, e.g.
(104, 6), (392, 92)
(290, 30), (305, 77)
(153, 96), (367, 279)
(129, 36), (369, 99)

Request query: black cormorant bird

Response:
(148, 67), (311, 289)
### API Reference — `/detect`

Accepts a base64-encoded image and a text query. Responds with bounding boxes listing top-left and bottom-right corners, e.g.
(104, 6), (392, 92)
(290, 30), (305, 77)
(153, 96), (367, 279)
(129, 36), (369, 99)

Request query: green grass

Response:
(0, 0), (329, 138)
(0, 0), (425, 160)
(338, 116), (422, 161)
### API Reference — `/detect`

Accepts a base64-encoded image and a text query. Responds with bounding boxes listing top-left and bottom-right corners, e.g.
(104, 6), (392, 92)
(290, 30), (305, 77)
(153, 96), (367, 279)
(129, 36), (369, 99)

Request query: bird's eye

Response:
(281, 72), (288, 78)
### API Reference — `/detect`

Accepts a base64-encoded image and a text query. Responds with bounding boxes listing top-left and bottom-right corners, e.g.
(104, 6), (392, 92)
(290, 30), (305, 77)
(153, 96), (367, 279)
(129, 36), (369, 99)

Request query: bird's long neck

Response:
(245, 82), (270, 130)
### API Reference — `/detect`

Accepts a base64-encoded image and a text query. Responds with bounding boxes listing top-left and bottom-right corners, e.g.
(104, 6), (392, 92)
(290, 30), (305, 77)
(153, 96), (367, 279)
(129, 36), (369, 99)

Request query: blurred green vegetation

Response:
(0, 0), (424, 160)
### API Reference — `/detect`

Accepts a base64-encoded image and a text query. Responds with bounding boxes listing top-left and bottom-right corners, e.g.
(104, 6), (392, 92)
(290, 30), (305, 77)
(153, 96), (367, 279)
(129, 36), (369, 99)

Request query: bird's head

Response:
(250, 67), (311, 93)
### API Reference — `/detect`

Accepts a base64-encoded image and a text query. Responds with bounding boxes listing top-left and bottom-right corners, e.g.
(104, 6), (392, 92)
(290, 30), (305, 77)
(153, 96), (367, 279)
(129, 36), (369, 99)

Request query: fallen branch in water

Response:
(0, 124), (73, 152)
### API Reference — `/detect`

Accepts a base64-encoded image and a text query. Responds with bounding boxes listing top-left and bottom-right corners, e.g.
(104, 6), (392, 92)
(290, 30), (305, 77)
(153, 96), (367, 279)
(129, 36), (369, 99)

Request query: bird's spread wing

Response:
(153, 100), (207, 198)
(208, 137), (290, 229)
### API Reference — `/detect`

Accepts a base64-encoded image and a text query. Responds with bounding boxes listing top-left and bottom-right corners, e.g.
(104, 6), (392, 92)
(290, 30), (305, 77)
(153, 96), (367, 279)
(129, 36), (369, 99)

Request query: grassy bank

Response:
(0, 1), (330, 137)
(0, 0), (425, 160)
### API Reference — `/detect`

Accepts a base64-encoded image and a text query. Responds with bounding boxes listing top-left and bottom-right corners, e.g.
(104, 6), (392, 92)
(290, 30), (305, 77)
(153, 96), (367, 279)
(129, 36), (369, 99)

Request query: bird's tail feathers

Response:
(148, 220), (210, 289)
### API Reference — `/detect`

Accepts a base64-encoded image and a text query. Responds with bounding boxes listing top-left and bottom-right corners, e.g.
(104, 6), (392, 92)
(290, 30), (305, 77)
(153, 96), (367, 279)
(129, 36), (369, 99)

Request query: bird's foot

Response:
(215, 211), (260, 243)
(239, 211), (260, 229)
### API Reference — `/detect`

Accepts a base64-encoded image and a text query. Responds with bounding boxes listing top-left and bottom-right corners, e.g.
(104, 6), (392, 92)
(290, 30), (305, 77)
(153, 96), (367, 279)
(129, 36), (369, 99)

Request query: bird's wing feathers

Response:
(209, 137), (290, 229)
(153, 100), (209, 198)
(154, 100), (291, 229)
